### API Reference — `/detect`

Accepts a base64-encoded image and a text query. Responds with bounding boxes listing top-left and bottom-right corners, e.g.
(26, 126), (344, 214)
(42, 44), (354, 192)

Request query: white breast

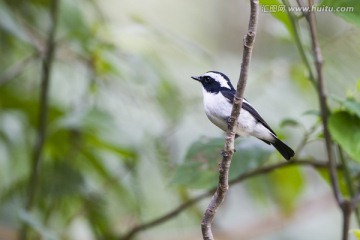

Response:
(202, 90), (273, 141)
(202, 90), (229, 131)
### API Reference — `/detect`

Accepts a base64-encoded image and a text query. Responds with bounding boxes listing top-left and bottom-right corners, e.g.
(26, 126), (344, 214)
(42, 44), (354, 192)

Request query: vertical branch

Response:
(307, 1), (352, 239)
(295, 0), (310, 22)
(307, 0), (342, 206)
(200, 1), (259, 239)
(341, 200), (352, 240)
(26, 0), (59, 211)
(338, 146), (360, 225)
(21, 0), (60, 238)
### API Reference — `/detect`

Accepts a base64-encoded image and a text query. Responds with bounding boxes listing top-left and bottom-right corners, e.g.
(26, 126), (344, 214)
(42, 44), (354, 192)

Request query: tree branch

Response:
(341, 200), (352, 240)
(119, 159), (338, 240)
(282, 0), (316, 87)
(307, 0), (342, 207)
(295, 0), (310, 22)
(0, 53), (38, 86)
(338, 145), (360, 226)
(306, 1), (353, 239)
(20, 0), (60, 239)
(200, 1), (259, 239)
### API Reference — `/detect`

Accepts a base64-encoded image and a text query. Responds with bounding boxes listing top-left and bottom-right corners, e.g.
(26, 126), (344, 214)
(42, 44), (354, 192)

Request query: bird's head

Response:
(191, 71), (235, 93)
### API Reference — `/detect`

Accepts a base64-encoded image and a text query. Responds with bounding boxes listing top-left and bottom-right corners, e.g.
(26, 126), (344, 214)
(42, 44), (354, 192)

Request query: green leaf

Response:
(79, 148), (110, 178)
(319, 0), (360, 27)
(40, 161), (84, 200)
(170, 138), (223, 189)
(171, 138), (271, 189)
(0, 86), (63, 127)
(344, 99), (360, 118)
(83, 194), (117, 240)
(0, 177), (27, 204)
(85, 132), (138, 168)
(78, 148), (138, 211)
(302, 109), (320, 116)
(268, 166), (305, 214)
(92, 48), (116, 76)
(317, 167), (349, 196)
(329, 111), (360, 162)
(338, 98), (360, 118)
(259, 0), (295, 38)
(351, 229), (360, 240)
(280, 118), (299, 128)
(245, 165), (305, 213)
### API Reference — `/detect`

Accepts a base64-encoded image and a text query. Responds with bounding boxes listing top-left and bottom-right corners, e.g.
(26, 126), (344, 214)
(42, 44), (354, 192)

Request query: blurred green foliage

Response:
(0, 0), (141, 239)
(171, 138), (272, 189)
(320, 0), (360, 27)
(259, 0), (295, 38)
(329, 111), (360, 162)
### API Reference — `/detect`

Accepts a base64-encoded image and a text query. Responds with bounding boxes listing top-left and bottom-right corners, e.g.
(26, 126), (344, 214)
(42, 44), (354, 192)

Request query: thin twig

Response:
(295, 0), (310, 22)
(341, 200), (352, 240)
(282, 0), (316, 87)
(20, 0), (60, 239)
(338, 146), (360, 226)
(120, 193), (206, 240)
(25, 0), (59, 210)
(307, 0), (342, 206)
(294, 122), (320, 154)
(200, 1), (259, 239)
(306, 1), (352, 239)
(0, 53), (38, 86)
(119, 159), (338, 240)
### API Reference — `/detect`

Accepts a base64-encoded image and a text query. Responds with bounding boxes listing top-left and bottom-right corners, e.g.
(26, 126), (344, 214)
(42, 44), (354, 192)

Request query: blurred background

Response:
(1, 0), (360, 239)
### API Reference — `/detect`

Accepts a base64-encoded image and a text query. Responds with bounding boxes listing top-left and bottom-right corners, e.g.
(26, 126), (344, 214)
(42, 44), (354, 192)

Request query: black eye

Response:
(203, 77), (211, 84)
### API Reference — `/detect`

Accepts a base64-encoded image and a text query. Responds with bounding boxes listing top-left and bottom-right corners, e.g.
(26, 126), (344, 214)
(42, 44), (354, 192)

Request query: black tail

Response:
(271, 138), (295, 160)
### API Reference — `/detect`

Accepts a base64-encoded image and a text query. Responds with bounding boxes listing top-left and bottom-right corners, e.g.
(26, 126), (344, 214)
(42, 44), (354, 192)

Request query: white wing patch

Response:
(204, 72), (231, 89)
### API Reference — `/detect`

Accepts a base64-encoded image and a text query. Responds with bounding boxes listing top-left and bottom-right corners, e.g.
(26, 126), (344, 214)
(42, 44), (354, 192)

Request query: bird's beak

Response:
(191, 76), (201, 82)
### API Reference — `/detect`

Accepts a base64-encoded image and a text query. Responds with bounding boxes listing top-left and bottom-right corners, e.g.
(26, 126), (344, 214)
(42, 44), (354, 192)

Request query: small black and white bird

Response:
(192, 71), (295, 160)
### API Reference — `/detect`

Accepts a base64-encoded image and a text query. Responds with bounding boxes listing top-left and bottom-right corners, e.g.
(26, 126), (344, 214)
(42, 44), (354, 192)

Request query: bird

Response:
(192, 71), (295, 160)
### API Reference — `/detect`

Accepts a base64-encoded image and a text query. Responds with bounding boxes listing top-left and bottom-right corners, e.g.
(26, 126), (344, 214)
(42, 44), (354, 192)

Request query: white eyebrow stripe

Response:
(204, 72), (231, 89)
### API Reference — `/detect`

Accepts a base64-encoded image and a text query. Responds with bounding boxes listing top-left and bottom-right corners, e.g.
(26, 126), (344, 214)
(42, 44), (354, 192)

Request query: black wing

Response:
(220, 90), (276, 135)
(220, 89), (235, 104)
(242, 101), (276, 135)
